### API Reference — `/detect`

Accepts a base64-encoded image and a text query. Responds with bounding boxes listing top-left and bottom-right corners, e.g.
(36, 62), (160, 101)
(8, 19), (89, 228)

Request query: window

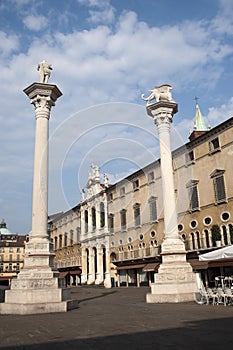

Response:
(120, 186), (125, 197)
(148, 171), (155, 183)
(134, 203), (141, 227)
(85, 210), (88, 233)
(17, 247), (20, 253)
(64, 233), (68, 247)
(149, 196), (157, 222)
(54, 236), (58, 250)
(108, 193), (113, 201)
(92, 207), (96, 230)
(185, 150), (195, 165)
(70, 230), (74, 245)
(109, 214), (114, 233)
(120, 209), (127, 231)
(210, 169), (226, 204)
(59, 235), (62, 249)
(100, 202), (105, 228)
(133, 179), (139, 191)
(186, 180), (199, 211)
(209, 137), (221, 154)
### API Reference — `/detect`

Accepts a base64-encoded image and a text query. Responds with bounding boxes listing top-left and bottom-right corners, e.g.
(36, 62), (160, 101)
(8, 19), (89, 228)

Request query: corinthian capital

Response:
(31, 95), (55, 111)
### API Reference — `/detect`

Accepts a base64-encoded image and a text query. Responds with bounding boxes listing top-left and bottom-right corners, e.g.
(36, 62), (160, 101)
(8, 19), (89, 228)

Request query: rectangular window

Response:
(134, 204), (141, 227)
(109, 214), (114, 233)
(120, 187), (125, 197)
(209, 137), (221, 154)
(133, 179), (139, 191)
(121, 210), (127, 231)
(108, 193), (113, 201)
(189, 185), (199, 210)
(214, 175), (226, 203)
(149, 197), (157, 222)
(185, 150), (195, 165)
(148, 171), (155, 183)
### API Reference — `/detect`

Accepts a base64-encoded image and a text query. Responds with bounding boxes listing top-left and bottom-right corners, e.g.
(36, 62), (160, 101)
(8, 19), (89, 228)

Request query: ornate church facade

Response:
(49, 104), (233, 288)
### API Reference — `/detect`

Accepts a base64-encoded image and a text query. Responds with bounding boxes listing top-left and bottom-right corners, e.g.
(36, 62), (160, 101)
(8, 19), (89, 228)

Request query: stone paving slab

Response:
(0, 286), (233, 349)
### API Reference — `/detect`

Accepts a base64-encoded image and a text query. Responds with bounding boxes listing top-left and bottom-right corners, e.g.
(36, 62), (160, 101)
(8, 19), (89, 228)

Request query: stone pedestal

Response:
(0, 82), (78, 314)
(144, 88), (196, 303)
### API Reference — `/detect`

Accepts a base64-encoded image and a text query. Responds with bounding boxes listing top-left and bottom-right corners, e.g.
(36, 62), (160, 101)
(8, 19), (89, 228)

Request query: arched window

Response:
(85, 210), (88, 233)
(100, 202), (105, 228)
(92, 207), (96, 231)
(196, 231), (201, 249)
(191, 232), (195, 250)
(204, 229), (210, 248)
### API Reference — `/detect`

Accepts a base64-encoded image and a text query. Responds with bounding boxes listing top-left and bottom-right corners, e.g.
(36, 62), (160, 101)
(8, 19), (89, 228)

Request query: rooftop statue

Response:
(37, 60), (53, 84)
(141, 84), (174, 105)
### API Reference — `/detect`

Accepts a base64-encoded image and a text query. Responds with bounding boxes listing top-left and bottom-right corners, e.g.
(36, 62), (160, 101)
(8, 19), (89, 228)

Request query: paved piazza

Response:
(1, 286), (233, 349)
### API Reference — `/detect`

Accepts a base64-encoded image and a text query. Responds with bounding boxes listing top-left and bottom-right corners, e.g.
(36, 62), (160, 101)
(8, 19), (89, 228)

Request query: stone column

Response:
(143, 85), (196, 303)
(104, 247), (112, 288)
(0, 82), (77, 314)
(87, 248), (95, 284)
(81, 247), (88, 284)
(95, 247), (104, 284)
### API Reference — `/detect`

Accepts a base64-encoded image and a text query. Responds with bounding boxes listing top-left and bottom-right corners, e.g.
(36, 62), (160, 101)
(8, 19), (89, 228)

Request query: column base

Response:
(146, 254), (196, 303)
(0, 267), (78, 315)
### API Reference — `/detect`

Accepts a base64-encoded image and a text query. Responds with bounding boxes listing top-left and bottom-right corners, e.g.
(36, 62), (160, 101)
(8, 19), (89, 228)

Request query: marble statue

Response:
(141, 84), (174, 105)
(37, 60), (53, 83)
(104, 174), (109, 187)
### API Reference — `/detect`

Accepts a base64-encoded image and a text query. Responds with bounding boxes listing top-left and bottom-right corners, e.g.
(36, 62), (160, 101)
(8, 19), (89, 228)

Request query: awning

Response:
(188, 259), (208, 270)
(117, 264), (145, 270)
(59, 271), (69, 278)
(199, 245), (233, 262)
(70, 270), (81, 275)
(143, 263), (160, 272)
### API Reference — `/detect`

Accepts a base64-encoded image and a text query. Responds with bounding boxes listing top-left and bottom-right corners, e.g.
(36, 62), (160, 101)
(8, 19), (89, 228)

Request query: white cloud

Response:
(23, 14), (48, 31)
(77, 0), (115, 24)
(0, 31), (19, 56)
(1, 2), (233, 233)
(206, 97), (233, 125)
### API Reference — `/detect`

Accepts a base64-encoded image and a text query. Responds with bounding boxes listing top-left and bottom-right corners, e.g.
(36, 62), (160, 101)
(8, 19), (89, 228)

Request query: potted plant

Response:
(211, 224), (221, 247)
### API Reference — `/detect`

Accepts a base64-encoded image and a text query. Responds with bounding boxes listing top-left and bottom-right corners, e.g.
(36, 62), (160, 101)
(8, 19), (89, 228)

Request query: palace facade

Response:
(0, 220), (27, 286)
(49, 104), (233, 288)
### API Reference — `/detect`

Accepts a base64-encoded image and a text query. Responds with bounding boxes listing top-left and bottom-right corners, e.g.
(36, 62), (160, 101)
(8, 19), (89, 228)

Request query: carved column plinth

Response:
(0, 82), (78, 314)
(144, 95), (196, 303)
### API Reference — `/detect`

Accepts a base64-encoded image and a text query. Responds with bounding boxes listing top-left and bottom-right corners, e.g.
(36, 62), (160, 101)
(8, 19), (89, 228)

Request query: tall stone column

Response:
(104, 246), (112, 288)
(142, 84), (196, 303)
(95, 247), (104, 284)
(0, 62), (77, 314)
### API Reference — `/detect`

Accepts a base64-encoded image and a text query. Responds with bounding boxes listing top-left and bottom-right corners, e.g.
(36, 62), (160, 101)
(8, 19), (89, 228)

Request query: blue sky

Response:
(0, 0), (233, 234)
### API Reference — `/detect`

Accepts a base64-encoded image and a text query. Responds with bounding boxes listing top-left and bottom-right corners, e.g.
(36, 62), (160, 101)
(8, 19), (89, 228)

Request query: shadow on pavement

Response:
(1, 317), (233, 350)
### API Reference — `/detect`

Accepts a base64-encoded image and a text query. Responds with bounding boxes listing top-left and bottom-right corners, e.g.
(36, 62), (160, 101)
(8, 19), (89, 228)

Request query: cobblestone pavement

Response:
(1, 286), (233, 349)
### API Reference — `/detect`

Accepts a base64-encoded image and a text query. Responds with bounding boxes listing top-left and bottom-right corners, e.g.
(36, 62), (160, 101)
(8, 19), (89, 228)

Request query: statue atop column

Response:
(37, 60), (53, 83)
(141, 84), (174, 105)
